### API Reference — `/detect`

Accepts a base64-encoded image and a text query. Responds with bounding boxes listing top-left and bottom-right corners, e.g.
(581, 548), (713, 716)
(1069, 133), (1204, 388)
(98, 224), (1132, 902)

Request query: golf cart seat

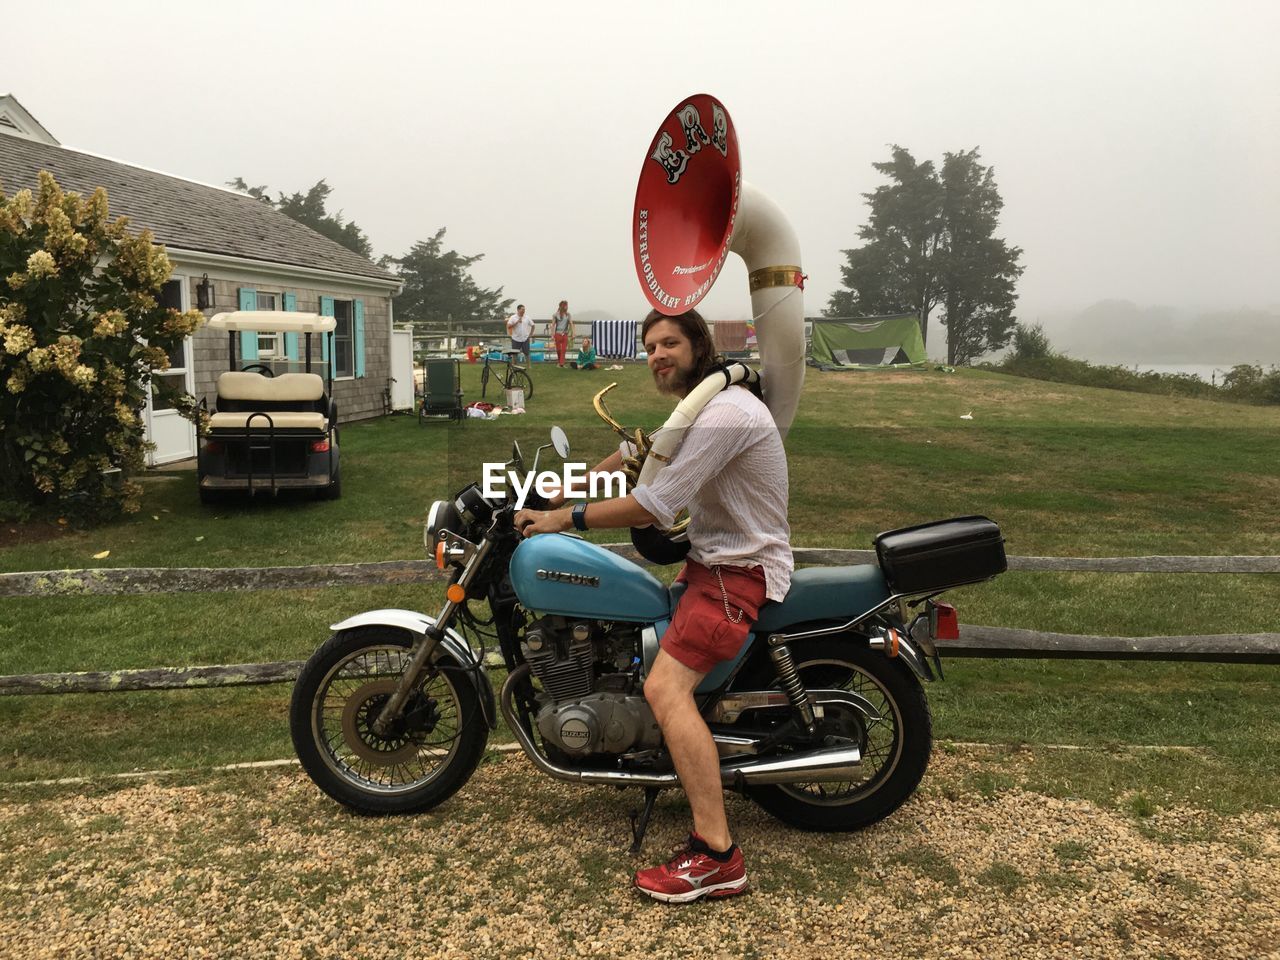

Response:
(209, 371), (331, 432)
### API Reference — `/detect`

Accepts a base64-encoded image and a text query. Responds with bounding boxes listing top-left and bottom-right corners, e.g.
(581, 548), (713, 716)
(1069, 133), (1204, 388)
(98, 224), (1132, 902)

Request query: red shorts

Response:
(660, 560), (767, 675)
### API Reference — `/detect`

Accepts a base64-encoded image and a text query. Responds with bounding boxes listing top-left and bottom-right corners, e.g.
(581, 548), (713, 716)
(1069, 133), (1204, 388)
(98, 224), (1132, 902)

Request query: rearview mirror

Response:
(550, 426), (570, 458)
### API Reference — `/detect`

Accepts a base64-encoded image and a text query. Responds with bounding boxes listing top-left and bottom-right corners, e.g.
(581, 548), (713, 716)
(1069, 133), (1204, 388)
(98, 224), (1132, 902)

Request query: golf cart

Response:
(197, 311), (341, 502)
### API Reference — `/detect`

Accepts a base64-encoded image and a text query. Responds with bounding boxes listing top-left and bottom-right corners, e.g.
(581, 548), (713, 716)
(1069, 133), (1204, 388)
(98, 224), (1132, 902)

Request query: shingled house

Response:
(0, 94), (402, 465)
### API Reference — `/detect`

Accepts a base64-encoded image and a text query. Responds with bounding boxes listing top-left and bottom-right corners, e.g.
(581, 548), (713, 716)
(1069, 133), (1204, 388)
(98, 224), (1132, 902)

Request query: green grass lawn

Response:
(0, 363), (1277, 811)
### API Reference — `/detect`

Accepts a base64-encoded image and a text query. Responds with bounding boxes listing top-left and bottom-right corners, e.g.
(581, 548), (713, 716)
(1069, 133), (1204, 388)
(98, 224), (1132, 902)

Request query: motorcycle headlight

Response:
(424, 498), (463, 552)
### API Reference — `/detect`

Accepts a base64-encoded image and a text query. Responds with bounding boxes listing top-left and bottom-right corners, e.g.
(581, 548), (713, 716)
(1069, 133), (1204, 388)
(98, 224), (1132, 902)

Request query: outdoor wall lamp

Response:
(196, 274), (215, 310)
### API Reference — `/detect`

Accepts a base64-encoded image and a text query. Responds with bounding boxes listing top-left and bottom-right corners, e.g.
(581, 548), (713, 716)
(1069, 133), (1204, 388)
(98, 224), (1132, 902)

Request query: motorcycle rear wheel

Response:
(736, 637), (932, 832)
(290, 626), (487, 814)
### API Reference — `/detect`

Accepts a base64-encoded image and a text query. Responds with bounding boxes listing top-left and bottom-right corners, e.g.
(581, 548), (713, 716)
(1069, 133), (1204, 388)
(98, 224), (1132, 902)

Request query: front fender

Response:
(330, 608), (497, 729)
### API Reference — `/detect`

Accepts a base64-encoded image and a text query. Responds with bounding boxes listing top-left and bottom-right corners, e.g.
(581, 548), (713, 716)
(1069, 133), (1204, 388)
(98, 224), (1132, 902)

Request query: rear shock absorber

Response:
(767, 635), (816, 733)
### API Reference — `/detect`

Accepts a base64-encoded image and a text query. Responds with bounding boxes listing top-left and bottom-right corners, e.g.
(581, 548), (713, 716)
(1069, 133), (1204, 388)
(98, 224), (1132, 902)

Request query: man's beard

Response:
(652, 363), (695, 396)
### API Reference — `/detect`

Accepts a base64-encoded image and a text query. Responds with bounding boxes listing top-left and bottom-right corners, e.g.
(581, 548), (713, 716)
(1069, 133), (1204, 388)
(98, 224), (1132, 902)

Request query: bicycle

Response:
(479, 346), (534, 400)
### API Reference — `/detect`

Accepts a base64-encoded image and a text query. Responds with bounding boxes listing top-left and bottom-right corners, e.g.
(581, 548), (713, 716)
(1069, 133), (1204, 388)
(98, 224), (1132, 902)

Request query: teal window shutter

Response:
(354, 299), (366, 378)
(282, 292), (299, 361)
(319, 296), (335, 365)
(238, 287), (258, 361)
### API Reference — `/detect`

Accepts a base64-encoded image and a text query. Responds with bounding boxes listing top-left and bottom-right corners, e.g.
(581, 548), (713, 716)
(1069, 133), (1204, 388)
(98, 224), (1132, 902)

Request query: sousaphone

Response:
(595, 93), (806, 564)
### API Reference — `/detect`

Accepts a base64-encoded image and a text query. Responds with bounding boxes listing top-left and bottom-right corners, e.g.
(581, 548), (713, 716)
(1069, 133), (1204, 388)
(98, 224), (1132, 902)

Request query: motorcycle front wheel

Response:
(289, 626), (488, 814)
(736, 637), (932, 832)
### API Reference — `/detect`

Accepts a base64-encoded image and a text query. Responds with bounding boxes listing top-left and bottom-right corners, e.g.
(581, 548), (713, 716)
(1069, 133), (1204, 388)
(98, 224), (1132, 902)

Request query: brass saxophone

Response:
(592, 382), (692, 540)
(592, 382), (651, 486)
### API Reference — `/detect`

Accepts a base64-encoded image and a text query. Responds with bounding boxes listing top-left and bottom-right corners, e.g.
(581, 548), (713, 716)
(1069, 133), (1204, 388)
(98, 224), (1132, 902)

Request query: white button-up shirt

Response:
(631, 386), (793, 602)
(507, 314), (534, 342)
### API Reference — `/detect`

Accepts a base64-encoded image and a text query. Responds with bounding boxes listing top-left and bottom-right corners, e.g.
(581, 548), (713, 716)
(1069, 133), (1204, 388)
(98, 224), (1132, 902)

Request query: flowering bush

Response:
(0, 171), (205, 522)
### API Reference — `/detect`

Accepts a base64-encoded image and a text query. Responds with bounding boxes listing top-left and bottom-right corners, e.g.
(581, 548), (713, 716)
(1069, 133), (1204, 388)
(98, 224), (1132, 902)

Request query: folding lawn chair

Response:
(418, 358), (464, 424)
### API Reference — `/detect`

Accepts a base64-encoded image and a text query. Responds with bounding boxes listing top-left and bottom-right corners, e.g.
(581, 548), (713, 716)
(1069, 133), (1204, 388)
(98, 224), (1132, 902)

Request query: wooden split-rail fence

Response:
(1, 546), (1277, 696)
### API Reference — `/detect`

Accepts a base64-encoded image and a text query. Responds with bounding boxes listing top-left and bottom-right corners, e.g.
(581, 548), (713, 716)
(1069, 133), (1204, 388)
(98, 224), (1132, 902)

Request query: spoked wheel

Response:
(289, 626), (487, 814)
(735, 637), (932, 831)
(509, 368), (533, 400)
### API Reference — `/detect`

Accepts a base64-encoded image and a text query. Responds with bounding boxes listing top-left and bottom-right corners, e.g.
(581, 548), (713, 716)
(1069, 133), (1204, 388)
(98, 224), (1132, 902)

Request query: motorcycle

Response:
(290, 93), (1007, 845)
(289, 424), (1006, 848)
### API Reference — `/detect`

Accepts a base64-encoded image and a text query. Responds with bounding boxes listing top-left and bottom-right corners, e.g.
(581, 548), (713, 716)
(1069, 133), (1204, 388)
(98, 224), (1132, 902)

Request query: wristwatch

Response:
(571, 502), (589, 532)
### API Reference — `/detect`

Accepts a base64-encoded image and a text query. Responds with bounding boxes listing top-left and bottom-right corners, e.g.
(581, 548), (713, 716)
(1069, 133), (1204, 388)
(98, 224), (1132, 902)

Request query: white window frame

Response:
(332, 299), (356, 380)
(255, 292), (279, 357)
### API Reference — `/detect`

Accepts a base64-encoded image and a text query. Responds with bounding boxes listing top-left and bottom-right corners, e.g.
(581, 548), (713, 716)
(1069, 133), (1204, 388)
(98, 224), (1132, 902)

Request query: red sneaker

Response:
(633, 834), (748, 904)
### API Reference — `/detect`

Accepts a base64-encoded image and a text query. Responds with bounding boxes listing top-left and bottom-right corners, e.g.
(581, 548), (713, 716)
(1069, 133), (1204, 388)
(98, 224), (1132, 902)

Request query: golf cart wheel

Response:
(198, 486), (228, 505)
(319, 470), (342, 500)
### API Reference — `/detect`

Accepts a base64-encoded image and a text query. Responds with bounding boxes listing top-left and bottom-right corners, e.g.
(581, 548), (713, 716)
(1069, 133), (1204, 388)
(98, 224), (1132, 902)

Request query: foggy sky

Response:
(5, 0), (1278, 349)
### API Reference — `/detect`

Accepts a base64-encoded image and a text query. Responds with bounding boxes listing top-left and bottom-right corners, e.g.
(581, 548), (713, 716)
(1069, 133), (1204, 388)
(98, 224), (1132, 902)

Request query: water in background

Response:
(1128, 363), (1242, 383)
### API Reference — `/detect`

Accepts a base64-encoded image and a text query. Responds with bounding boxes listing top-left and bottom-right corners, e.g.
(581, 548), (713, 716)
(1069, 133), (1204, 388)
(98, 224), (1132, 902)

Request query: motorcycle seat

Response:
(753, 565), (891, 633)
(667, 564), (890, 634)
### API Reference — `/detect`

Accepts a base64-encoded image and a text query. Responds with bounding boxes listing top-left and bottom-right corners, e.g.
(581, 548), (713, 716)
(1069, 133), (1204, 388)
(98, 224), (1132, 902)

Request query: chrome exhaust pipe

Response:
(719, 744), (863, 787)
(500, 666), (863, 789)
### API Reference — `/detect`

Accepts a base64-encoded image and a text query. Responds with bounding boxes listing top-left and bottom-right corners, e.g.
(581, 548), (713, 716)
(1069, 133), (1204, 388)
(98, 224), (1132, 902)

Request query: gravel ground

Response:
(1, 748), (1276, 960)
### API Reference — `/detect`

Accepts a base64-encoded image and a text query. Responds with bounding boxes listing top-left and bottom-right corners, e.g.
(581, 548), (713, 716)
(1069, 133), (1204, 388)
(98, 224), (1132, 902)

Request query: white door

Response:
(391, 328), (414, 411)
(144, 277), (197, 465)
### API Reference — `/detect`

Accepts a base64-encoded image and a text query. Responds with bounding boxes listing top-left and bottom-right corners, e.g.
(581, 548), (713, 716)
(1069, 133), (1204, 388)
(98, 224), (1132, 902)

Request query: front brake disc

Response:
(340, 678), (424, 767)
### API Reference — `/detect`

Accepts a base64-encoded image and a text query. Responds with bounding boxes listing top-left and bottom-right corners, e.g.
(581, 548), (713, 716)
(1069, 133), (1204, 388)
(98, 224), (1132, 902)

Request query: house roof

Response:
(0, 133), (398, 283)
(0, 94), (60, 145)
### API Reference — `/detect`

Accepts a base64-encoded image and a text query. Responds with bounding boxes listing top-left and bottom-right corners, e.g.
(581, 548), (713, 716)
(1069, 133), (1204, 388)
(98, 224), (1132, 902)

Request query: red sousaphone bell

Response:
(633, 93), (741, 317)
(626, 94), (741, 564)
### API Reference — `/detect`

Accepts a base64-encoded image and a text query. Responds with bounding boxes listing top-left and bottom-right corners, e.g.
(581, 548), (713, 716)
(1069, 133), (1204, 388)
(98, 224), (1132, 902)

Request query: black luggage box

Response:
(874, 515), (1006, 594)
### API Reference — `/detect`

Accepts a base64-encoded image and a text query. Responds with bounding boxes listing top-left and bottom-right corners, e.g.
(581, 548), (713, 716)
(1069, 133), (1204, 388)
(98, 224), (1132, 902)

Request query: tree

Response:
(1009, 321), (1054, 362)
(0, 172), (205, 521)
(935, 150), (1022, 366)
(826, 146), (1023, 365)
(227, 177), (373, 259)
(387, 228), (513, 331)
(826, 148), (943, 333)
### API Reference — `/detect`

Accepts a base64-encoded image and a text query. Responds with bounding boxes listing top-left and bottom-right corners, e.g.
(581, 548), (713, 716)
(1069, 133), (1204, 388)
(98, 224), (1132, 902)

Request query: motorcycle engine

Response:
(521, 615), (662, 757)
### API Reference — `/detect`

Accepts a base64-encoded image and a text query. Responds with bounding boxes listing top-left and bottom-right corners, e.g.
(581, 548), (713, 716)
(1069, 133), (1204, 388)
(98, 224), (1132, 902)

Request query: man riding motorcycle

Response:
(515, 307), (791, 903)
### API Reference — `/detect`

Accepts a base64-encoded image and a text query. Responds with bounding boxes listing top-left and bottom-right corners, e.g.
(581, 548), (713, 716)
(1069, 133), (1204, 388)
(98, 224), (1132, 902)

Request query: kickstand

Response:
(628, 787), (662, 856)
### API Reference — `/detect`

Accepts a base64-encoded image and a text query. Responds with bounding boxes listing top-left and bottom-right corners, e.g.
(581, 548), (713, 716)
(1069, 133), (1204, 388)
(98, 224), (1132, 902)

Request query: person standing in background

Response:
(549, 300), (573, 367)
(506, 304), (533, 362)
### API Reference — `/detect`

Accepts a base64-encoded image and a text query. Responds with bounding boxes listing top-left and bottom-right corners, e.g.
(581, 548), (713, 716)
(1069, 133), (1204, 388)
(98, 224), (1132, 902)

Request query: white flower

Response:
(25, 249), (58, 278)
(3, 324), (36, 355)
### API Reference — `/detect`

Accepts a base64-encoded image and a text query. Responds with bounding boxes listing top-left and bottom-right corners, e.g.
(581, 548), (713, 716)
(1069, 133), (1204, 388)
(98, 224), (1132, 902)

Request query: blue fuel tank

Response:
(510, 534), (672, 622)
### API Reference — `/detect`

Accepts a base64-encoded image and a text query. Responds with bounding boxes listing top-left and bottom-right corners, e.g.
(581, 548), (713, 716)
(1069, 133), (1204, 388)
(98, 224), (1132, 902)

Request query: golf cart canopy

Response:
(208, 311), (338, 334)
